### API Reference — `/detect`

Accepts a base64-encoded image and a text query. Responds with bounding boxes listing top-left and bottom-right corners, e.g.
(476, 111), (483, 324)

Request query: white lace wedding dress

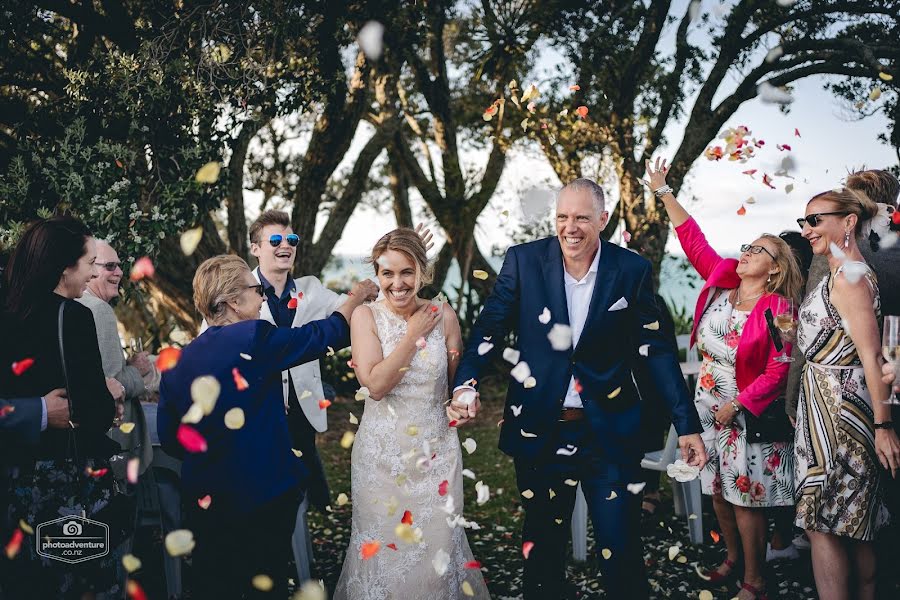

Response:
(333, 301), (490, 600)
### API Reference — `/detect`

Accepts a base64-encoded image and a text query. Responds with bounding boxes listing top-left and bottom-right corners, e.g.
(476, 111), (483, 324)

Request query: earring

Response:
(767, 274), (772, 284)
(843, 230), (851, 248)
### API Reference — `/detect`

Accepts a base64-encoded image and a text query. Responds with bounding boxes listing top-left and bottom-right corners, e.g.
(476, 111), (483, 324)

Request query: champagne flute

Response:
(773, 299), (796, 363)
(883, 315), (900, 405)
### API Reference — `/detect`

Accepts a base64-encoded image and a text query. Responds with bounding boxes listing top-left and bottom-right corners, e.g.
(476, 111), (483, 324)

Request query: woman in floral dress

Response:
(647, 158), (803, 600)
(794, 187), (900, 600)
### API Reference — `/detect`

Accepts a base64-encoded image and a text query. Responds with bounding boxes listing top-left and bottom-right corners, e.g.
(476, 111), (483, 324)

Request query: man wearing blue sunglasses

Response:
(246, 209), (378, 586)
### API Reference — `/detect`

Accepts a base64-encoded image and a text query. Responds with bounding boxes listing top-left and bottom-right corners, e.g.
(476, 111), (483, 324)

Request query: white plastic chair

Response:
(640, 424), (704, 544)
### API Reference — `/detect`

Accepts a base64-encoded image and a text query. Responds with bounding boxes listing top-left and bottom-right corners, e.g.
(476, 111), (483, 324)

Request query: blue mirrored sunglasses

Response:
(268, 234), (300, 247)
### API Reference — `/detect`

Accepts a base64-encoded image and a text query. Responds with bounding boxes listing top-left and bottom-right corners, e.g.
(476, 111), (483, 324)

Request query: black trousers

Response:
(187, 488), (301, 600)
(514, 419), (649, 600)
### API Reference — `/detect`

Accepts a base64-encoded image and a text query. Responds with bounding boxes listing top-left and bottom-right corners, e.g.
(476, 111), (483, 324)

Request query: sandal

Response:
(700, 558), (741, 585)
(738, 582), (769, 600)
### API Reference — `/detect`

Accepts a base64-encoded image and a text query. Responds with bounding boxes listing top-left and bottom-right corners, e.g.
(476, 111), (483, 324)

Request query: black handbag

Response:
(51, 301), (135, 544)
(743, 397), (794, 444)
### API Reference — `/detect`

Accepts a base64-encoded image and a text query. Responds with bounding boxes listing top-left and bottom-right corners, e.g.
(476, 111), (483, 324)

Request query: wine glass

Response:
(773, 299), (796, 363)
(883, 315), (900, 405)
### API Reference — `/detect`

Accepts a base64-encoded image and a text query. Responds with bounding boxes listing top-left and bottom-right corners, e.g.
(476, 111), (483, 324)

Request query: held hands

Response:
(447, 388), (481, 426)
(876, 428), (900, 478)
(644, 157), (670, 191)
(678, 433), (708, 470)
(44, 388), (72, 429)
(405, 303), (442, 342)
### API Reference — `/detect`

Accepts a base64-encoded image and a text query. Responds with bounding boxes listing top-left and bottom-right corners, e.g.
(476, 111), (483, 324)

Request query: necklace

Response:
(734, 288), (764, 306)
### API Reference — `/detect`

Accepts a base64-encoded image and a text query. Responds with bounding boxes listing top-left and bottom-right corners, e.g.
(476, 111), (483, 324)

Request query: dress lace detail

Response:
(333, 301), (490, 600)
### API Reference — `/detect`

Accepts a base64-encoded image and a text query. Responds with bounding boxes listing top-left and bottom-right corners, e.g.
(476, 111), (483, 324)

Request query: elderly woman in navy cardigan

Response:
(158, 255), (376, 599)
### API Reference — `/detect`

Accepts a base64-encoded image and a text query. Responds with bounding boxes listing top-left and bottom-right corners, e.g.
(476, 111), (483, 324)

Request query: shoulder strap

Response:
(57, 300), (80, 461)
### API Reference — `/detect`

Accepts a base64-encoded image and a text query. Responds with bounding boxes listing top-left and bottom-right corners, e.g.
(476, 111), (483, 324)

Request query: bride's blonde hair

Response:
(369, 228), (433, 293)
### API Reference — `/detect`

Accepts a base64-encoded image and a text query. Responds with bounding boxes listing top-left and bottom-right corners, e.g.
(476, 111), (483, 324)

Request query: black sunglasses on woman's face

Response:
(740, 244), (777, 261)
(247, 284), (264, 297)
(796, 211), (849, 228)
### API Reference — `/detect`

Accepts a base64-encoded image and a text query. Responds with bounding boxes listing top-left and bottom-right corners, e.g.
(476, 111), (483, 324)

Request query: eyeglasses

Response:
(268, 234), (300, 248)
(247, 284), (264, 297)
(99, 261), (122, 272)
(796, 212), (850, 228)
(740, 244), (777, 261)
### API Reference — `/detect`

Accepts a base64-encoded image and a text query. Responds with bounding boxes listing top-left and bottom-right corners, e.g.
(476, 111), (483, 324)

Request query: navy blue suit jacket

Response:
(158, 314), (350, 515)
(453, 237), (701, 463)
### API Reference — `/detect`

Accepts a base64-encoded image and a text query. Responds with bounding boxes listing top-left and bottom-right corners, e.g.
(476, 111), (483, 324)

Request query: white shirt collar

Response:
(563, 241), (601, 285)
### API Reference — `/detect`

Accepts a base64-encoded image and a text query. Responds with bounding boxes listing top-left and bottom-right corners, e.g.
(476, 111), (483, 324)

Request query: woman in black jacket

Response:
(0, 216), (123, 598)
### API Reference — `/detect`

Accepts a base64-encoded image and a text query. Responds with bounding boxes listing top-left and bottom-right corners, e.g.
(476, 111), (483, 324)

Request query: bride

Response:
(333, 228), (490, 599)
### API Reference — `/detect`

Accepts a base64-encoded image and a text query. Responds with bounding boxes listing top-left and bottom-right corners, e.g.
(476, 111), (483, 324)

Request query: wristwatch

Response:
(874, 422), (894, 430)
(730, 401), (742, 414)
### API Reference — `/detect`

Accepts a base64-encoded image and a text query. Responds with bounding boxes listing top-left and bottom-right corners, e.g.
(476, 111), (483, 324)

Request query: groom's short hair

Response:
(559, 178), (606, 216)
(249, 210), (292, 244)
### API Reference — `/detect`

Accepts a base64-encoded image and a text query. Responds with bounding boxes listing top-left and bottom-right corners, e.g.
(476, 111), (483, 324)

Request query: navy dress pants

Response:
(514, 419), (649, 600)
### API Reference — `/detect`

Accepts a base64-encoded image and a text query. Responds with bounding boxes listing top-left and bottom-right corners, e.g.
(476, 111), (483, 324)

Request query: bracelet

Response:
(653, 184), (674, 198)
(730, 401), (742, 414)
(874, 422), (893, 430)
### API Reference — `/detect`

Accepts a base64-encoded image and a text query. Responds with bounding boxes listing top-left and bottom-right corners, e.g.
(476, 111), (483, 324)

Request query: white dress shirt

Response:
(562, 245), (601, 408)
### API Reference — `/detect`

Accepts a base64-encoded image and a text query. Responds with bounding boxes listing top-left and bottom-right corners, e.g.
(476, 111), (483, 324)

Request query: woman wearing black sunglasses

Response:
(646, 158), (803, 600)
(793, 187), (899, 600)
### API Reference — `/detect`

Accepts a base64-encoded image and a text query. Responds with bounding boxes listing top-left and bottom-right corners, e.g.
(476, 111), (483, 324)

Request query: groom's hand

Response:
(448, 388), (481, 426)
(679, 433), (707, 469)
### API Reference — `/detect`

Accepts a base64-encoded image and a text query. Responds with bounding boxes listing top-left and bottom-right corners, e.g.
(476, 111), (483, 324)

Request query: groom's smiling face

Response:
(555, 187), (607, 262)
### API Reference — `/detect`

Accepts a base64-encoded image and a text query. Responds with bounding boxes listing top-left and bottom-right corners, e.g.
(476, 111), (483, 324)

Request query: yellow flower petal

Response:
(601, 548), (612, 559)
(643, 321), (660, 330)
(292, 448), (303, 458)
(607, 387), (621, 399)
(180, 226), (203, 256)
(122, 553), (142, 573)
(336, 493), (349, 506)
(224, 407), (245, 430)
(521, 489), (534, 499)
(879, 72), (893, 81)
(18, 520), (33, 535)
(462, 581), (474, 596)
(252, 574), (273, 591)
(472, 270), (489, 280)
(194, 161), (221, 184)
(340, 431), (356, 449)
(164, 529), (196, 557)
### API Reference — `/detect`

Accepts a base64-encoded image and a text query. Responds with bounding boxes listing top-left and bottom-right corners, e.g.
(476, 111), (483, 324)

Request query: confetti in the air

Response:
(164, 529), (196, 557)
(357, 21), (385, 61)
(194, 161), (221, 184)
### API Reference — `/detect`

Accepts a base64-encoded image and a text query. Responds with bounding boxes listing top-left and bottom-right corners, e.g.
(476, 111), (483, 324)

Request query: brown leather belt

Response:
(559, 408), (585, 422)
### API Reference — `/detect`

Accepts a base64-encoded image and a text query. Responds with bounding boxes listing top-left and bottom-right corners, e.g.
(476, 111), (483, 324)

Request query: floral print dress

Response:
(695, 291), (795, 507)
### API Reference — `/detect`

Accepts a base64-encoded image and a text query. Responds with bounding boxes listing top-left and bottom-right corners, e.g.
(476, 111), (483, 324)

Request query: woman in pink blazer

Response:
(647, 159), (803, 600)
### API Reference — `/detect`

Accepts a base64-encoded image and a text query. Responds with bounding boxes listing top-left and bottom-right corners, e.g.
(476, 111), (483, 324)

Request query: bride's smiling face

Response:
(376, 249), (419, 311)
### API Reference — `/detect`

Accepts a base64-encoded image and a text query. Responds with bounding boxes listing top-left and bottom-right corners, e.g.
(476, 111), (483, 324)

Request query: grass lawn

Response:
(306, 374), (821, 599)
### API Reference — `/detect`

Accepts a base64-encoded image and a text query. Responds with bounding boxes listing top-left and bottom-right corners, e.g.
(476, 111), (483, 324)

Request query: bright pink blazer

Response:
(674, 217), (794, 417)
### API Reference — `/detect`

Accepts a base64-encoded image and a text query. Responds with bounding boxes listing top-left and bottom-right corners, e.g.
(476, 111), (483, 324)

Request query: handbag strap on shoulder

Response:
(57, 300), (80, 462)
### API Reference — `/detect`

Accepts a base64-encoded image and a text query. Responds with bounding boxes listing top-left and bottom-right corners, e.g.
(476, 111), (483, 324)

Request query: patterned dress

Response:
(333, 301), (490, 600)
(695, 291), (795, 507)
(794, 263), (888, 540)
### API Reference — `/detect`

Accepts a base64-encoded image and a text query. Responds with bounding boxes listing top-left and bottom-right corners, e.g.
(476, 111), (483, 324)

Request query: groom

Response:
(451, 178), (706, 599)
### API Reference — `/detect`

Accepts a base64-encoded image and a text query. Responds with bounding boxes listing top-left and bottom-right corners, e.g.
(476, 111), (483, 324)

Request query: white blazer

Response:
(200, 267), (346, 432)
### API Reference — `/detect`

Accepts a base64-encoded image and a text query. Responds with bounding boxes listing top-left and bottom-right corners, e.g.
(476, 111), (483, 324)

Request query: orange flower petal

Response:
(198, 495), (212, 510)
(156, 347), (181, 372)
(710, 530), (721, 543)
(575, 105), (589, 119)
(126, 580), (148, 600)
(361, 540), (381, 560)
(232, 367), (249, 391)
(318, 399), (332, 409)
(737, 205), (747, 216)
(4, 529), (23, 559)
(401, 510), (413, 525)
(569, 84), (580, 91)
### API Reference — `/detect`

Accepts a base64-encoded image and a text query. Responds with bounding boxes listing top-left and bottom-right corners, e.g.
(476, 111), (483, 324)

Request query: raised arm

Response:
(252, 313), (352, 373)
(351, 303), (441, 401)
(645, 157), (724, 280)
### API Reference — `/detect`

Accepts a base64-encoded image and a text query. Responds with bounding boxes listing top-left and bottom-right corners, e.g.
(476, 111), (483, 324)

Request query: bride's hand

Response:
(406, 303), (441, 342)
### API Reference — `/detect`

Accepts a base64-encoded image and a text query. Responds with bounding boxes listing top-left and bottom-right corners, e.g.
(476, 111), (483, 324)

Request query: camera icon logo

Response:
(62, 521), (83, 536)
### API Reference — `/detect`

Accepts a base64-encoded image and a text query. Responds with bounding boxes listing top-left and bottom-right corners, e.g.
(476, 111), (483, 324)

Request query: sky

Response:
(244, 2), (897, 261)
